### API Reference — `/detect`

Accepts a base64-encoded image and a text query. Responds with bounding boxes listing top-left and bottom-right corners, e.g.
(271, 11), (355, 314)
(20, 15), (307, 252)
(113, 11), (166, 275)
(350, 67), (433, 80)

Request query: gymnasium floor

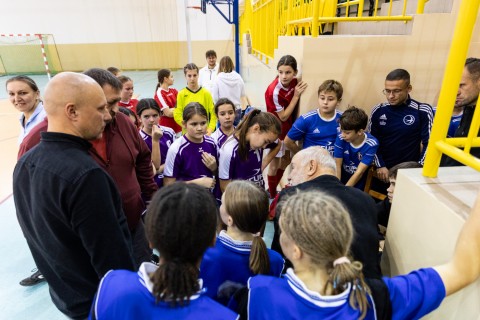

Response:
(0, 70), (273, 319)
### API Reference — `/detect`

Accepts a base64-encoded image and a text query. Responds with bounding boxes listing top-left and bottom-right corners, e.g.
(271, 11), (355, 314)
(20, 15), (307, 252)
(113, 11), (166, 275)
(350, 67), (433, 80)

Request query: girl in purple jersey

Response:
(90, 183), (238, 320)
(219, 109), (281, 192)
(136, 99), (175, 188)
(200, 181), (284, 305)
(164, 102), (218, 189)
(211, 98), (236, 149)
(238, 191), (480, 320)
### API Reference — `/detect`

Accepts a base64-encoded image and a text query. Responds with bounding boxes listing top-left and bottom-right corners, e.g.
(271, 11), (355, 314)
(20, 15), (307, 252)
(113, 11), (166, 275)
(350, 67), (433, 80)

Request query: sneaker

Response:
(19, 268), (46, 286)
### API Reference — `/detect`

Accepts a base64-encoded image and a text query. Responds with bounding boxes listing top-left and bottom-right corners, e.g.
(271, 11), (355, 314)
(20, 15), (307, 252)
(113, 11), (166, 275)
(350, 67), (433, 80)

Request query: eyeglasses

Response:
(382, 89), (405, 96)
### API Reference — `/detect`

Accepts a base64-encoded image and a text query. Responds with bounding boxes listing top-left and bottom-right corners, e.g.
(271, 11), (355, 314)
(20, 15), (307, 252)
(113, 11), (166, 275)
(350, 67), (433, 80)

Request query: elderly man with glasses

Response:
(367, 69), (433, 192)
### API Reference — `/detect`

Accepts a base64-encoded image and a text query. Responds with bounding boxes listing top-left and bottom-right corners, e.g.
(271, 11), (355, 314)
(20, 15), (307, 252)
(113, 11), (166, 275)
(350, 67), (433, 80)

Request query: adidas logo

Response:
(313, 128), (320, 133)
(344, 150), (349, 154)
(379, 114), (387, 120)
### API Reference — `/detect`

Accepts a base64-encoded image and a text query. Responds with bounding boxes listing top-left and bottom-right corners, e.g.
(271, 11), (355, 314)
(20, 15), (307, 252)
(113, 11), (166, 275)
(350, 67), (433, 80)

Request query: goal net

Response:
(0, 34), (62, 78)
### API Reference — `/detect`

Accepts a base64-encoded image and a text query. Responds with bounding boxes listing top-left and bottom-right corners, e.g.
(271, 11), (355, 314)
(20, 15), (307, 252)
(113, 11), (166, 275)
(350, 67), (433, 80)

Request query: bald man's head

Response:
(44, 72), (111, 140)
(287, 147), (337, 186)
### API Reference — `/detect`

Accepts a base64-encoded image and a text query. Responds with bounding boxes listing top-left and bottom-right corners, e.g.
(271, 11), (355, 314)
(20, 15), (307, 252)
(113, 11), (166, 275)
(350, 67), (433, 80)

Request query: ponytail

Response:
(249, 234), (271, 275)
(328, 258), (370, 319)
(150, 260), (200, 306)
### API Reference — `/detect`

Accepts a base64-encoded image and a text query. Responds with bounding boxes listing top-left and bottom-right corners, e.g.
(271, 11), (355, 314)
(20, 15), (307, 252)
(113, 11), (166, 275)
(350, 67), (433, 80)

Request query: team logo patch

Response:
(313, 128), (320, 133)
(403, 115), (415, 125)
(380, 114), (387, 120)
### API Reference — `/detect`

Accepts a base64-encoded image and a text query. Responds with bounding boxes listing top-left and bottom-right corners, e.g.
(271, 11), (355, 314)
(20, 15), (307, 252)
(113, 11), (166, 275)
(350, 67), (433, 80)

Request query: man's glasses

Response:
(382, 89), (405, 96)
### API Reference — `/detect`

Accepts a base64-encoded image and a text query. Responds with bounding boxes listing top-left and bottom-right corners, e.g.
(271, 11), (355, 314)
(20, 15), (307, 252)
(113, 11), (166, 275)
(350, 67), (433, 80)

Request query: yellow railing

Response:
(423, 0), (480, 176)
(240, 0), (428, 63)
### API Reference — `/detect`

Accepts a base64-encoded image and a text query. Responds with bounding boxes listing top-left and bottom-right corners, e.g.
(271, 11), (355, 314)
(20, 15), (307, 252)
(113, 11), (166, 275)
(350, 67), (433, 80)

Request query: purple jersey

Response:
(164, 135), (218, 182)
(210, 127), (233, 150)
(219, 136), (265, 188)
(139, 125), (176, 187)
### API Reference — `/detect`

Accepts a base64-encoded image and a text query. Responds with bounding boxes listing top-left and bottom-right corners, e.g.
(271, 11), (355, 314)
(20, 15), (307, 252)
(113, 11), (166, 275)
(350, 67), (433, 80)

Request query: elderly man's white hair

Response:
(297, 146), (336, 172)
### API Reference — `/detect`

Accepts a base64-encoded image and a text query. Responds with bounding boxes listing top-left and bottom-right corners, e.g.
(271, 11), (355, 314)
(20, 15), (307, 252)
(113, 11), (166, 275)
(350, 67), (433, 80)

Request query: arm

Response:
(418, 104), (434, 165)
(434, 191), (480, 296)
(162, 107), (174, 118)
(155, 89), (175, 118)
(173, 91), (185, 127)
(284, 136), (301, 155)
(150, 126), (163, 170)
(335, 158), (343, 180)
(276, 81), (308, 122)
(206, 93), (217, 135)
(134, 130), (158, 200)
(163, 177), (176, 186)
(262, 143), (281, 171)
(345, 162), (369, 187)
(220, 179), (231, 193)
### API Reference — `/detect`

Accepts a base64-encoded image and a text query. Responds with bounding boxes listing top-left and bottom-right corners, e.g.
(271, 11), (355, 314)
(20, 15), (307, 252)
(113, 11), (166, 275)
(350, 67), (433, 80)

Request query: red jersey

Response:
(265, 77), (298, 139)
(118, 99), (138, 114)
(154, 87), (181, 133)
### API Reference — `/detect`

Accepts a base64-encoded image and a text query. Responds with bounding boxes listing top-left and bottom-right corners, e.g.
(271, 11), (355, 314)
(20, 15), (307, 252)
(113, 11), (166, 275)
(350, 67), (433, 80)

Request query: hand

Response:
(202, 152), (217, 172)
(294, 81), (308, 97)
(198, 177), (215, 189)
(152, 125), (163, 142)
(376, 167), (389, 183)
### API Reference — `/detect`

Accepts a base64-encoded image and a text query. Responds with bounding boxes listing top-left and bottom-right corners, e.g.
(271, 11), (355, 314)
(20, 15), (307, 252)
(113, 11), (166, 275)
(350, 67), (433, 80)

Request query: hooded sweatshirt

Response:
(212, 71), (246, 106)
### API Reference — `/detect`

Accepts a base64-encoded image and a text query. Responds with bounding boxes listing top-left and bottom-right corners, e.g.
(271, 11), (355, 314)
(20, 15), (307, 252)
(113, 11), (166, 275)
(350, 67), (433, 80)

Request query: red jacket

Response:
(18, 113), (158, 231)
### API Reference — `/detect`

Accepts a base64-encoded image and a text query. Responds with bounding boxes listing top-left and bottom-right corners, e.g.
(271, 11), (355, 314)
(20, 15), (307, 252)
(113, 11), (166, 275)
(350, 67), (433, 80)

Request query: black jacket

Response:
(14, 132), (135, 319)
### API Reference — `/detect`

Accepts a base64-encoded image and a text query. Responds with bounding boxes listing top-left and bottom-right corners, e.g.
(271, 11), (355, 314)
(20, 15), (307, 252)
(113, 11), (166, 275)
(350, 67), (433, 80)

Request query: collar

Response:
(217, 230), (253, 252)
(40, 131), (92, 149)
(284, 268), (351, 307)
(137, 262), (205, 300)
(19, 101), (45, 125)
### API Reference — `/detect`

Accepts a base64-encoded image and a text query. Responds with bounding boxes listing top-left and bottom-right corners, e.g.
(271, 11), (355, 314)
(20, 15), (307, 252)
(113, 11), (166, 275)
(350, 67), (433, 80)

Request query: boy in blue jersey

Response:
(285, 79), (342, 156)
(334, 106), (379, 190)
(368, 69), (433, 191)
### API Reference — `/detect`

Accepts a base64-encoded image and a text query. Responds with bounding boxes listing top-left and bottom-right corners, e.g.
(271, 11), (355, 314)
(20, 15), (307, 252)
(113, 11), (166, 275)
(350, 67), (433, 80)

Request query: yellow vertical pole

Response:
(312, 0), (321, 37)
(358, 0), (364, 17)
(287, 0), (293, 35)
(423, 0), (480, 177)
(416, 0), (426, 14)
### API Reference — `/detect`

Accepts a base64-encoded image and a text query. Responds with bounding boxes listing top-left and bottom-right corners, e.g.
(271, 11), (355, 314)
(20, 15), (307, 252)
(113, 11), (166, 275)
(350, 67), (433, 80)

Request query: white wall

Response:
(0, 0), (232, 44)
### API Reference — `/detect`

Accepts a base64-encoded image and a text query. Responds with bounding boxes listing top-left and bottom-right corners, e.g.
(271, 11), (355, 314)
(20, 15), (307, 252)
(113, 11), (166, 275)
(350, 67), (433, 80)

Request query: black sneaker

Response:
(19, 268), (46, 286)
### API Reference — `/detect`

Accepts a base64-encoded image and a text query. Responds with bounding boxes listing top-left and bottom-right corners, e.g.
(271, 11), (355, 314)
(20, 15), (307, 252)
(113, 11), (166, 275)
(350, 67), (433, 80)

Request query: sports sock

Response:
(267, 174), (278, 198)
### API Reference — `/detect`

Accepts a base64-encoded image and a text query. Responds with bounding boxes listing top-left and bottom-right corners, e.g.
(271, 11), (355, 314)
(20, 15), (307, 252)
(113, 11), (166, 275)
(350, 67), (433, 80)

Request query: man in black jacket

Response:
(14, 72), (135, 319)
(442, 57), (480, 166)
(271, 146), (382, 279)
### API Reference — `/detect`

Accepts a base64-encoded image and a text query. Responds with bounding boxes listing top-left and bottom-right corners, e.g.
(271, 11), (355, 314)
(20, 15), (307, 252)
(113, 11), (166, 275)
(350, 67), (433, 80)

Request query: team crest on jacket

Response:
(403, 115), (415, 125)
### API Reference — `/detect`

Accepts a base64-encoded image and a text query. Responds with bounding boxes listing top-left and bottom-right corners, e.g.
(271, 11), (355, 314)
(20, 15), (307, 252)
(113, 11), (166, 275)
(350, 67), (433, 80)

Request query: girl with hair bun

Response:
(136, 98), (176, 188)
(200, 180), (284, 305)
(218, 109), (282, 192)
(240, 191), (480, 319)
(90, 183), (238, 319)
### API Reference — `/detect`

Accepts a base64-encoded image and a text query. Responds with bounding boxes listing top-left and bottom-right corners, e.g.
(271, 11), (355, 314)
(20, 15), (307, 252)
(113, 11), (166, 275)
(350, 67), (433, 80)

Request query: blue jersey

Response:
(287, 109), (341, 155)
(368, 97), (433, 168)
(433, 108), (463, 138)
(164, 135), (217, 181)
(334, 132), (379, 190)
(199, 231), (284, 305)
(247, 268), (445, 320)
(90, 262), (238, 320)
(219, 136), (266, 189)
(140, 125), (176, 187)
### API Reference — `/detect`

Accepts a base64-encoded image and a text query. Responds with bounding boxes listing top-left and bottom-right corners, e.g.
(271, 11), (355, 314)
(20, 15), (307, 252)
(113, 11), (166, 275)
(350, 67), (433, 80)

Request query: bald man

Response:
(13, 72), (135, 319)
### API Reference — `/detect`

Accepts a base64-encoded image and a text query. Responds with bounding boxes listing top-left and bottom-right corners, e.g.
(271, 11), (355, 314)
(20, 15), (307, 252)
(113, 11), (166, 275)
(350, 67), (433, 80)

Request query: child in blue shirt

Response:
(285, 79), (342, 156)
(200, 180), (284, 305)
(334, 106), (379, 190)
(234, 190), (480, 319)
(89, 183), (238, 320)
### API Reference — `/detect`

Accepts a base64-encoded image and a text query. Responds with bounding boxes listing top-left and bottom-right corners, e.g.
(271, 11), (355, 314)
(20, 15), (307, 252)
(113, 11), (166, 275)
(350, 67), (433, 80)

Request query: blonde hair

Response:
(223, 180), (270, 275)
(279, 191), (371, 319)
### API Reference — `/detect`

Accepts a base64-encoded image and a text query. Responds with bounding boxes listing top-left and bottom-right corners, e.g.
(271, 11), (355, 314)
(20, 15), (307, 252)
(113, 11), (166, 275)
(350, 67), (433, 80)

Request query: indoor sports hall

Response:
(1, 0), (480, 318)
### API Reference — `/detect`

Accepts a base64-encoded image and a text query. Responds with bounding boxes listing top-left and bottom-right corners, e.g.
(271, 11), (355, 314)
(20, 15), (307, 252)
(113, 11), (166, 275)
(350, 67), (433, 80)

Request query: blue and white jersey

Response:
(164, 135), (217, 181)
(90, 262), (238, 320)
(287, 109), (341, 155)
(368, 97), (433, 168)
(210, 127), (233, 149)
(219, 136), (266, 188)
(433, 108), (463, 138)
(200, 230), (284, 305)
(139, 125), (176, 187)
(334, 132), (379, 190)
(247, 267), (445, 320)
